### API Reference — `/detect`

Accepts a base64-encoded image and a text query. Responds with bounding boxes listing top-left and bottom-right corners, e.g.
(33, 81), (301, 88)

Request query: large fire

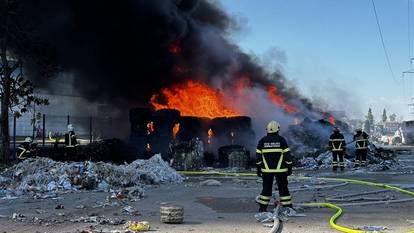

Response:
(150, 80), (240, 118)
(267, 85), (298, 113)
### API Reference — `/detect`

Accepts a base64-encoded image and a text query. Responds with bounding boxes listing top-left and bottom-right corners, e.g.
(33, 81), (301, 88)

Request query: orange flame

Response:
(208, 128), (214, 144)
(267, 85), (298, 114)
(147, 121), (154, 135)
(150, 80), (240, 118)
(172, 123), (180, 139)
(329, 116), (336, 125)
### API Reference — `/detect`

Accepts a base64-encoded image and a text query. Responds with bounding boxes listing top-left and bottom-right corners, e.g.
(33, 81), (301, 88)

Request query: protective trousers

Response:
(332, 151), (344, 170)
(258, 173), (292, 209)
(355, 149), (367, 167)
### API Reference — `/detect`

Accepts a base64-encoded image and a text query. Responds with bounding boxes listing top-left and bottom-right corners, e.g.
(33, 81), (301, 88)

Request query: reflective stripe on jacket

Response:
(329, 133), (345, 151)
(354, 132), (369, 150)
(256, 133), (292, 173)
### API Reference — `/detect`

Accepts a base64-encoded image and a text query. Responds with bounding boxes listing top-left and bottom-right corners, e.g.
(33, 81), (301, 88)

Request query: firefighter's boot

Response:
(258, 204), (268, 213)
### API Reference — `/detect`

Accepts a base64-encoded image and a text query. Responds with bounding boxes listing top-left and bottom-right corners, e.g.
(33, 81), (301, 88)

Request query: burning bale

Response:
(168, 138), (204, 171)
(129, 108), (256, 163)
(130, 108), (180, 157)
(176, 116), (207, 142)
(0, 155), (183, 198)
(208, 116), (255, 154)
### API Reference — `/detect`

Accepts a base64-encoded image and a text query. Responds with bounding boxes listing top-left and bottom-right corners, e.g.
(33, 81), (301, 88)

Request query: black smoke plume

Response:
(5, 0), (319, 117)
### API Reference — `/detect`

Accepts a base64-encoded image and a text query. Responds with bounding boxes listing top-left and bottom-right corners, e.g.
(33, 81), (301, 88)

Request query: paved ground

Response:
(1, 153), (414, 233)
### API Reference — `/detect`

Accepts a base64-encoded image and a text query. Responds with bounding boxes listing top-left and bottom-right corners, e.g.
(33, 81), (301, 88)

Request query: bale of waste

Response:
(160, 205), (184, 224)
(169, 138), (204, 170)
(218, 145), (249, 168)
(176, 116), (207, 141)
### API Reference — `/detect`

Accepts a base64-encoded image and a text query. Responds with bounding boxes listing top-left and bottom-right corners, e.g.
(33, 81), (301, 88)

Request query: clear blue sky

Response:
(219, 0), (413, 121)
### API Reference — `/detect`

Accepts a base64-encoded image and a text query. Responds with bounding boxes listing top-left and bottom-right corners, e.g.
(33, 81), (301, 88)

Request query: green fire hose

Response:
(178, 171), (414, 233)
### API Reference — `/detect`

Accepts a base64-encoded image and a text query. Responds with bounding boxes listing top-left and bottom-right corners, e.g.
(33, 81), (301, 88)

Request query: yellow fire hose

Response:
(178, 171), (414, 233)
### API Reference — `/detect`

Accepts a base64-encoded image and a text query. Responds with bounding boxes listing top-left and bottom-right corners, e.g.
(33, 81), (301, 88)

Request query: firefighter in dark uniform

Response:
(256, 120), (293, 212)
(17, 137), (37, 160)
(65, 124), (78, 147)
(354, 128), (369, 167)
(328, 126), (346, 171)
(64, 124), (78, 158)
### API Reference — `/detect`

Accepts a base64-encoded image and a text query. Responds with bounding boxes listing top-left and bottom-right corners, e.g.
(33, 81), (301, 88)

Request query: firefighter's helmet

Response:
(355, 128), (362, 133)
(68, 124), (74, 132)
(333, 126), (340, 132)
(267, 121), (280, 133)
(24, 137), (33, 143)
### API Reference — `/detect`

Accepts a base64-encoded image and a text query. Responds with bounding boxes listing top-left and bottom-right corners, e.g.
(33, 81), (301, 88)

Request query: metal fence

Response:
(8, 113), (129, 145)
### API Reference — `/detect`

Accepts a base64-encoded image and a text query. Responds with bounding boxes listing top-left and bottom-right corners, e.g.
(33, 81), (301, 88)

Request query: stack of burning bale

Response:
(129, 108), (180, 158)
(129, 108), (255, 169)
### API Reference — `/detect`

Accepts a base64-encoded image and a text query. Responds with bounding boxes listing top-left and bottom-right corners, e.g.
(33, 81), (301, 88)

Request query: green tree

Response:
(365, 108), (374, 133)
(382, 108), (387, 122)
(1, 0), (54, 163)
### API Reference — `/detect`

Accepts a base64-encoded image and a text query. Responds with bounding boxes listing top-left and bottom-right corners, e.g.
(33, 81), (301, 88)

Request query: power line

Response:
(409, 0), (412, 66)
(371, 0), (398, 83)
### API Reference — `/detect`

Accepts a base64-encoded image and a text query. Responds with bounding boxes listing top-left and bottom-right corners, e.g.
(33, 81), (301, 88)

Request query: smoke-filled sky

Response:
(220, 0), (413, 121)
(4, 0), (329, 123)
(7, 0), (412, 123)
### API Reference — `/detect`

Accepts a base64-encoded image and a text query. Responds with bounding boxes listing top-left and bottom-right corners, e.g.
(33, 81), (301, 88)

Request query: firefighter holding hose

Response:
(256, 120), (293, 212)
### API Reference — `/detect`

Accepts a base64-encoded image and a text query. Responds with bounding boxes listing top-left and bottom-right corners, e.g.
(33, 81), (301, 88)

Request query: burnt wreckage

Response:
(129, 108), (255, 165)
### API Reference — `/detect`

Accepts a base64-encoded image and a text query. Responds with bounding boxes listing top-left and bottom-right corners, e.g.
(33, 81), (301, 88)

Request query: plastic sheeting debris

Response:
(254, 207), (305, 223)
(254, 212), (275, 223)
(122, 206), (141, 216)
(0, 154), (183, 198)
(71, 216), (125, 225)
(358, 226), (387, 231)
(200, 179), (222, 186)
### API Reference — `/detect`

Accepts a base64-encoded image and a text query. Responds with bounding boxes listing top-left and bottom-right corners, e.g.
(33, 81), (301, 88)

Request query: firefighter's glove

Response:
(256, 169), (262, 177)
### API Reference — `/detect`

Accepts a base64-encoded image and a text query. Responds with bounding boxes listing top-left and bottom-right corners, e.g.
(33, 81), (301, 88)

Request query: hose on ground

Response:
(178, 171), (414, 233)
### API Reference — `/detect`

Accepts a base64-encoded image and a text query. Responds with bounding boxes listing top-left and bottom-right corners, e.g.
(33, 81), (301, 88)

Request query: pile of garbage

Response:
(299, 144), (400, 171)
(0, 154), (183, 197)
(286, 118), (353, 159)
